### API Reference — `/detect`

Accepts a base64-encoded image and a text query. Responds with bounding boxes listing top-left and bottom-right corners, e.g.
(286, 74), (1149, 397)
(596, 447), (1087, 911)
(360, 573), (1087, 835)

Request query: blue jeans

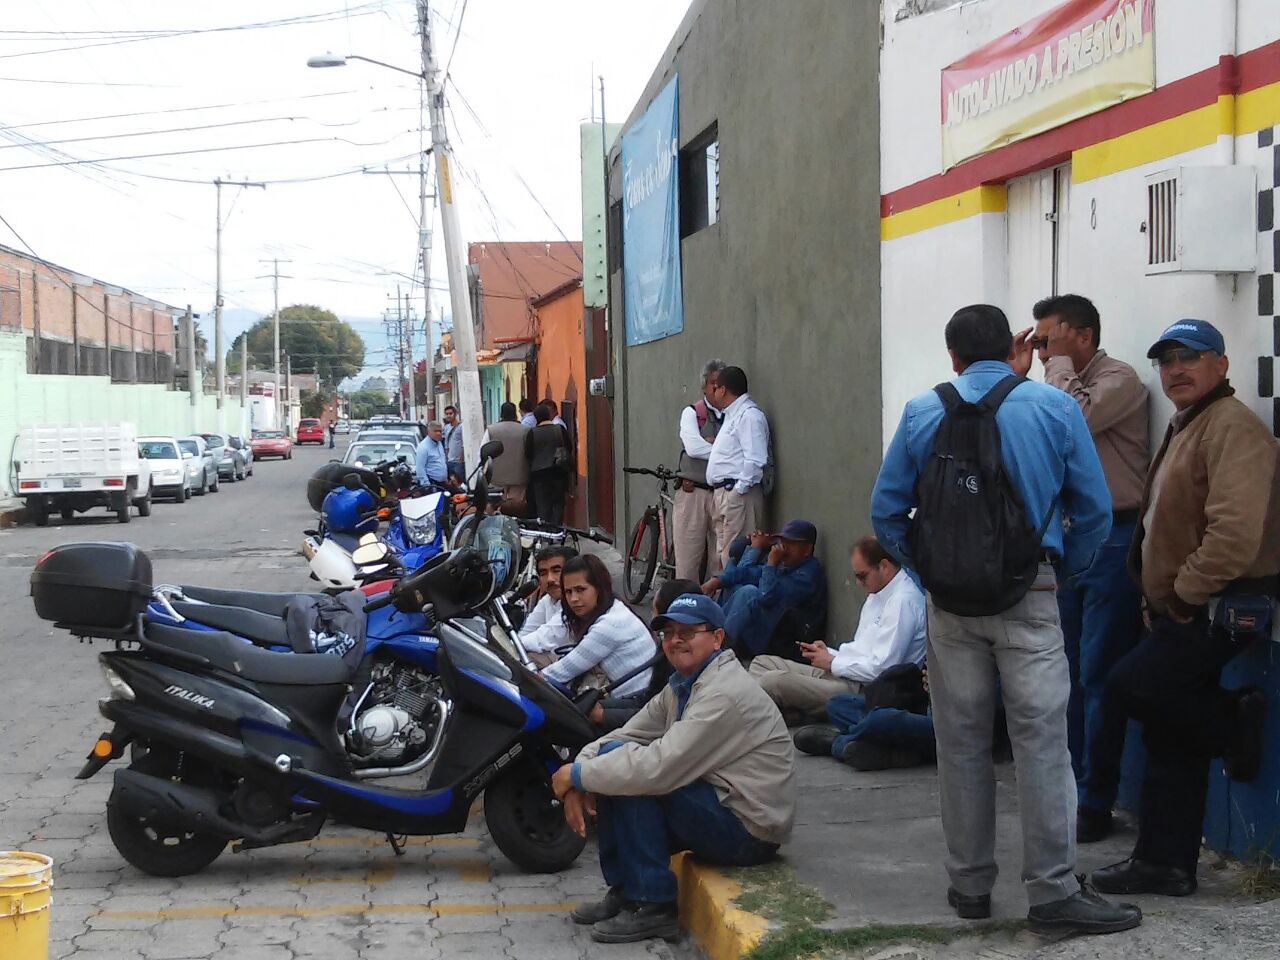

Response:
(593, 743), (778, 903)
(721, 585), (784, 656)
(826, 694), (936, 757)
(1056, 520), (1143, 813)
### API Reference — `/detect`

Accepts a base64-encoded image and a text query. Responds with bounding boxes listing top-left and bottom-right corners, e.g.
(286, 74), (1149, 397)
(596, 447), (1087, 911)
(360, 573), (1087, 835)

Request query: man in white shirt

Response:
(519, 398), (537, 428)
(705, 365), (770, 569)
(749, 536), (926, 716)
(519, 545), (577, 659)
(673, 359), (726, 580)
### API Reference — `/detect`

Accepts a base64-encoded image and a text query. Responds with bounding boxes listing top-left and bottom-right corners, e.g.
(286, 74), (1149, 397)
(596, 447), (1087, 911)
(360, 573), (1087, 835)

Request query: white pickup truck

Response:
(15, 423), (153, 525)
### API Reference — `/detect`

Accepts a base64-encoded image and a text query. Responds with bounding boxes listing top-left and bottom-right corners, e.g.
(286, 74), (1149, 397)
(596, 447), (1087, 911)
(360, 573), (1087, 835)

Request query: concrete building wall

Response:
(881, 0), (1280, 862)
(609, 0), (883, 638)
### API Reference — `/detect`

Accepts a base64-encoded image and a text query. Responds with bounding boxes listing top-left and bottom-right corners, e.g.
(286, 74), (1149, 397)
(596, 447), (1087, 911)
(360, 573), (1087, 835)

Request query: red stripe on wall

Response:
(881, 39), (1280, 220)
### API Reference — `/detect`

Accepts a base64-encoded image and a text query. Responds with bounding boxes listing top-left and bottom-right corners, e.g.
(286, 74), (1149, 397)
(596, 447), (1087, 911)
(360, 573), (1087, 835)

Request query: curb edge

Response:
(675, 852), (769, 960)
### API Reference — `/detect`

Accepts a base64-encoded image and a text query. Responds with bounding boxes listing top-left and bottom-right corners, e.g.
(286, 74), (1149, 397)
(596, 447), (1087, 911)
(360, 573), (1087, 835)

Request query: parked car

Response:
(343, 439), (418, 469)
(228, 435), (255, 478)
(334, 419), (352, 434)
(17, 422), (153, 525)
(138, 437), (191, 503)
(179, 437), (219, 495)
(296, 418), (325, 445)
(355, 427), (420, 447)
(199, 433), (248, 482)
(251, 430), (293, 460)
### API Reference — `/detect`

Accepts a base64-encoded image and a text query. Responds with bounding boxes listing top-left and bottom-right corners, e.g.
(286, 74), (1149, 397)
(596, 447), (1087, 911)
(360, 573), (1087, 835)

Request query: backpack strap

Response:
(976, 374), (1026, 413)
(933, 382), (963, 411)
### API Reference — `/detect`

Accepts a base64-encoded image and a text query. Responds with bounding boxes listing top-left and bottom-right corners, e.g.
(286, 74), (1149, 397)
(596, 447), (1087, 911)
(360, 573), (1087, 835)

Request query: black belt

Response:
(1112, 509), (1140, 525)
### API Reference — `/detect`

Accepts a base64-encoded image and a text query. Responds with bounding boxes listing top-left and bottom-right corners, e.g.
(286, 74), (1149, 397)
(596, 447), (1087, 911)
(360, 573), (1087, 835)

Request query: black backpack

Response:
(908, 375), (1055, 617)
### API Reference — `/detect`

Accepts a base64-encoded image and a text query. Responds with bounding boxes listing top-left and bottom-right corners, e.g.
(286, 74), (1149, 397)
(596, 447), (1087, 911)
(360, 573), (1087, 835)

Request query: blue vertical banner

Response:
(621, 75), (683, 346)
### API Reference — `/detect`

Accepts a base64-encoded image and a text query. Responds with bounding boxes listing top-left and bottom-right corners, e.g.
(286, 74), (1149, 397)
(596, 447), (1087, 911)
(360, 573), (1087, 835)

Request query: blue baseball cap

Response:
(778, 519), (818, 544)
(651, 593), (726, 631)
(1146, 319), (1226, 359)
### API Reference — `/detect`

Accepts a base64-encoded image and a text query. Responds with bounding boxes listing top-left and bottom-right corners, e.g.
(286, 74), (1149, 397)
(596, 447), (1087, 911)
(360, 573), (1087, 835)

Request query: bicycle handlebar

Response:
(623, 465), (722, 491)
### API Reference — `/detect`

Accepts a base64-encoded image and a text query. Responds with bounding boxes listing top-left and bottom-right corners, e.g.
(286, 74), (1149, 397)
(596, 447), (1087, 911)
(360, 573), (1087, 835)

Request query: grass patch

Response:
(725, 860), (1023, 960)
(1238, 858), (1280, 901)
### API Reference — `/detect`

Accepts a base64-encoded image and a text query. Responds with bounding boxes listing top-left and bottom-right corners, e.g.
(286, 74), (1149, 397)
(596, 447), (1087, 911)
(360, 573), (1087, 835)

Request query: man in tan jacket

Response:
(1093, 319), (1280, 900)
(550, 593), (794, 944)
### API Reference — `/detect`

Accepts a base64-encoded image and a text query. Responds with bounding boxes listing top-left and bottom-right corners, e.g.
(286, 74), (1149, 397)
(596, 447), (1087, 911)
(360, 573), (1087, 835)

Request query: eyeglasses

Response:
(654, 627), (715, 643)
(1152, 347), (1211, 369)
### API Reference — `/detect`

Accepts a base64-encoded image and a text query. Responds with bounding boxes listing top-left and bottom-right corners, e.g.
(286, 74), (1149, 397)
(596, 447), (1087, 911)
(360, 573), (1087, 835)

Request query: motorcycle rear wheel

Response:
(484, 761), (586, 873)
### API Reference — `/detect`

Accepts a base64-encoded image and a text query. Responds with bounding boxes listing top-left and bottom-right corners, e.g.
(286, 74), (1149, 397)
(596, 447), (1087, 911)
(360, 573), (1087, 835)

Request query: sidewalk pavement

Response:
(588, 544), (1277, 958)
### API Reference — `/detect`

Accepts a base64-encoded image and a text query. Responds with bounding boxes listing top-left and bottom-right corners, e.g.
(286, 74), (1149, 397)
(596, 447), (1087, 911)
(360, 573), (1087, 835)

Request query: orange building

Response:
(467, 241), (584, 350)
(531, 278), (588, 528)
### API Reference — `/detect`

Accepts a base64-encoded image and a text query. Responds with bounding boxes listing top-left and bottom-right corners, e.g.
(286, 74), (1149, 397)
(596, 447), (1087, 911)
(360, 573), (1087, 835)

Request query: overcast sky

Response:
(0, 1), (691, 382)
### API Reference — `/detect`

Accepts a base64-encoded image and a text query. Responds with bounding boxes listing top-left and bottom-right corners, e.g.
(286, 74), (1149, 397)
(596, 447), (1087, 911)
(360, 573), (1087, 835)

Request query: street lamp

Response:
(305, 52), (425, 80)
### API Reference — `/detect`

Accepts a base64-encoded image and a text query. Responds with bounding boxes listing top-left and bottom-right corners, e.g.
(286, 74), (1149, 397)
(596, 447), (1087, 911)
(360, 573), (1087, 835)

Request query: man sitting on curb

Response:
(702, 520), (827, 657)
(551, 594), (795, 944)
(750, 535), (925, 716)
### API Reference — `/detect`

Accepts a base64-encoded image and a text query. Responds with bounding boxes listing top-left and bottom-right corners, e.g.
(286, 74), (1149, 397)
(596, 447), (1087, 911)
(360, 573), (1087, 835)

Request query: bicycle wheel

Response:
(622, 513), (659, 605)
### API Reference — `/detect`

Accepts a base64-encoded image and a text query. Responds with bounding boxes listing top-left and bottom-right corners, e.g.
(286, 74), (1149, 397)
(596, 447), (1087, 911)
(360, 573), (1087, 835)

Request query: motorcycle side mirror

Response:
(352, 542), (391, 565)
(479, 440), (504, 461)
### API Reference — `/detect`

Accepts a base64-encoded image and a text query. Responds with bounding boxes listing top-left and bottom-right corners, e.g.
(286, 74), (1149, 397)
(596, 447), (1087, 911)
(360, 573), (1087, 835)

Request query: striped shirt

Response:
(541, 599), (655, 697)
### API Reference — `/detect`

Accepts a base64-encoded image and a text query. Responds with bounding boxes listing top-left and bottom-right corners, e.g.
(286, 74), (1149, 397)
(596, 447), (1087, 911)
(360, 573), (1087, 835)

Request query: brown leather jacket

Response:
(1129, 381), (1280, 617)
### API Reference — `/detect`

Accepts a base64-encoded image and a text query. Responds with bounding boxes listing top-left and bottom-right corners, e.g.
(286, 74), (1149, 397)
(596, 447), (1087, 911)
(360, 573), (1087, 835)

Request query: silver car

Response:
(228, 435), (255, 479)
(200, 432), (250, 482)
(178, 437), (220, 496)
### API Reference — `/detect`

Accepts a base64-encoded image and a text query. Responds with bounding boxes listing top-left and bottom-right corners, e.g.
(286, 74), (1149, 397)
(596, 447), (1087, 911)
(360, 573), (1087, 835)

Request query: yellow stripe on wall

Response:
(1071, 100), (1223, 184)
(880, 186), (1006, 242)
(1238, 80), (1280, 137)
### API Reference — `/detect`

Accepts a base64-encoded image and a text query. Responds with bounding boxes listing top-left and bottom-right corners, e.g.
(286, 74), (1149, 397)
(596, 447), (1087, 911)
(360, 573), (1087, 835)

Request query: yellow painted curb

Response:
(674, 852), (770, 960)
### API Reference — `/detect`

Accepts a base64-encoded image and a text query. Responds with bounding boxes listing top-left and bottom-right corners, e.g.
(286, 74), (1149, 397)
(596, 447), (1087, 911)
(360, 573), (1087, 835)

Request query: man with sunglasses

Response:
(1010, 294), (1150, 844)
(1092, 320), (1279, 900)
(551, 594), (794, 943)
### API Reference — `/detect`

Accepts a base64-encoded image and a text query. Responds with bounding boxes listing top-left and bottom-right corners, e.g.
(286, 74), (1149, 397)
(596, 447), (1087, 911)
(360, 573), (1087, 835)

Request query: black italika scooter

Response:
(30, 526), (598, 878)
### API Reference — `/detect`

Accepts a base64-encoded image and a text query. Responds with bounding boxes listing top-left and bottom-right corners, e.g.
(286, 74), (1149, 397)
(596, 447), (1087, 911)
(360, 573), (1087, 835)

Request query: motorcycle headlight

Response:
(403, 511), (438, 546)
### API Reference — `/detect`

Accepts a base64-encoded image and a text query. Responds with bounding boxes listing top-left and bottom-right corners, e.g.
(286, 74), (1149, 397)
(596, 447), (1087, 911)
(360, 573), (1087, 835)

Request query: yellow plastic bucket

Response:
(0, 851), (53, 960)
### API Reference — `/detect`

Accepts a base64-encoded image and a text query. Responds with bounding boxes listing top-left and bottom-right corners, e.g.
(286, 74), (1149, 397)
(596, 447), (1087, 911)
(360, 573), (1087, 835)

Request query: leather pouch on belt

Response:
(1212, 594), (1274, 639)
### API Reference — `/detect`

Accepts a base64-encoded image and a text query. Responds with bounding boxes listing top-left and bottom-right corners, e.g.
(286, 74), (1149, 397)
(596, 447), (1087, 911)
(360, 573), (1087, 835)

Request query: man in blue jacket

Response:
(871, 304), (1140, 936)
(702, 519), (826, 657)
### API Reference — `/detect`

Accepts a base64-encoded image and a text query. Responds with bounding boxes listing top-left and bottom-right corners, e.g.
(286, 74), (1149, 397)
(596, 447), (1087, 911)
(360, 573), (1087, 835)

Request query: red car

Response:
(250, 430), (294, 460)
(295, 419), (325, 445)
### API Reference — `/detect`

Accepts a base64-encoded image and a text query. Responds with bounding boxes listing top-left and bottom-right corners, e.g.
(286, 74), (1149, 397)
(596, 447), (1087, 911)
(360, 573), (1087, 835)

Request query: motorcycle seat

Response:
(179, 585), (322, 618)
(330, 532), (361, 553)
(171, 602), (292, 650)
(143, 621), (355, 686)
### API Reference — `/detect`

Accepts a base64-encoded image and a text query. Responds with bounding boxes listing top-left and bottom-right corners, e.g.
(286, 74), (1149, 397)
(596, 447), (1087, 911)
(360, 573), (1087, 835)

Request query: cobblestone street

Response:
(0, 440), (689, 960)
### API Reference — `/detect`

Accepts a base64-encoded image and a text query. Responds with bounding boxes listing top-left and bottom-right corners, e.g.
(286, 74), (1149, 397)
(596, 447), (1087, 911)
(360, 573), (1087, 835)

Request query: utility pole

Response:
(185, 305), (197, 416)
(419, 0), (483, 471)
(213, 177), (264, 433)
(257, 258), (291, 430)
(284, 352), (293, 434)
(240, 334), (248, 413)
(418, 80), (434, 426)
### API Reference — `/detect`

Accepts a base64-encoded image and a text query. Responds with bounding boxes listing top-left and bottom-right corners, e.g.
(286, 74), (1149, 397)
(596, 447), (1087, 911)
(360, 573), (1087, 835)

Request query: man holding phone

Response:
(750, 536), (925, 716)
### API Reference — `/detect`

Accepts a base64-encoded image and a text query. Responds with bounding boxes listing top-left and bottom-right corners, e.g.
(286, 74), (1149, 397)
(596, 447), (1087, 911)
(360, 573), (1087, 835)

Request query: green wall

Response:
(0, 333), (248, 497)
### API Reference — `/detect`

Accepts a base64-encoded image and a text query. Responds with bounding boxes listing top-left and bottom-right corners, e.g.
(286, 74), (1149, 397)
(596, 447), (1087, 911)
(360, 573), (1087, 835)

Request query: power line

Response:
(0, 75), (176, 88)
(442, 0), (469, 80)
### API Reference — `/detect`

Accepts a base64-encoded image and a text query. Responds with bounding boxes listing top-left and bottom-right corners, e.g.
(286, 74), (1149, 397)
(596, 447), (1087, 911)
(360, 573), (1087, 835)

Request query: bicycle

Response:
(621, 465), (716, 605)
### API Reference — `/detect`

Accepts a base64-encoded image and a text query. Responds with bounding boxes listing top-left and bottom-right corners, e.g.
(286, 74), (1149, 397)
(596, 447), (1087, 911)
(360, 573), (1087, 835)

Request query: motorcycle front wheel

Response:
(484, 760), (585, 873)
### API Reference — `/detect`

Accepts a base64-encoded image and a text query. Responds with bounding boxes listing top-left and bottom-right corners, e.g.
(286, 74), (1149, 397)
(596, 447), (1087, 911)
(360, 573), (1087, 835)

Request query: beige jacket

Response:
(1129, 382), (1280, 615)
(575, 650), (796, 844)
(1043, 350), (1149, 511)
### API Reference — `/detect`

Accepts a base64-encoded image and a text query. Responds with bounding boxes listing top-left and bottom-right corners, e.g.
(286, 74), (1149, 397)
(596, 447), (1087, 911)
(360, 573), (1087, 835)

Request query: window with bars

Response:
(680, 122), (720, 237)
(1146, 173), (1178, 270)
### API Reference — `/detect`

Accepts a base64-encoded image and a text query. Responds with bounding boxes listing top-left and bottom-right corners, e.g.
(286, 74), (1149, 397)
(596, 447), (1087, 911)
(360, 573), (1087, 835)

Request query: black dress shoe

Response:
(571, 886), (625, 925)
(793, 724), (841, 756)
(840, 740), (924, 771)
(1092, 858), (1197, 897)
(946, 887), (991, 919)
(1077, 807), (1114, 843)
(1226, 688), (1266, 783)
(589, 901), (680, 943)
(1027, 882), (1141, 935)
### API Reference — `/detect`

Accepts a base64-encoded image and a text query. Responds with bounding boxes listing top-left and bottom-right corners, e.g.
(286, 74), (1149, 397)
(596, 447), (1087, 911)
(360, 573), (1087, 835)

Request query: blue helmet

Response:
(322, 484), (378, 535)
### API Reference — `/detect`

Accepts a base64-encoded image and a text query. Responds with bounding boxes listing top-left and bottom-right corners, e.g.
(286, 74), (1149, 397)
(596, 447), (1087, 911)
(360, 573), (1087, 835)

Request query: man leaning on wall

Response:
(673, 359), (726, 581)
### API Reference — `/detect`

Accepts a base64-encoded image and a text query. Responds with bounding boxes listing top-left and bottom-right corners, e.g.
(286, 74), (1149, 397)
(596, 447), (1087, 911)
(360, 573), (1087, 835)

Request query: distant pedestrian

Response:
(1093, 320), (1279, 900)
(872, 303), (1140, 935)
(673, 359), (726, 581)
(442, 404), (465, 482)
(1011, 293), (1150, 844)
(525, 403), (571, 525)
(705, 366), (770, 569)
(327, 421), (336, 449)
(519, 397), (537, 428)
(483, 401), (531, 510)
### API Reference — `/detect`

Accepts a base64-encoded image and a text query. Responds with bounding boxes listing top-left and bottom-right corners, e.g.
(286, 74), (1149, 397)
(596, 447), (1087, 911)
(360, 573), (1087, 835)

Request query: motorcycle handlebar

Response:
(362, 590), (397, 614)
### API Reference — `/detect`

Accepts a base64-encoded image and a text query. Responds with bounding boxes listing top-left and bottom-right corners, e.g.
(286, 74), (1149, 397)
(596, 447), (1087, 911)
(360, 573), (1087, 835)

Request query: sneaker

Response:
(1091, 857), (1197, 897)
(589, 901), (680, 943)
(1027, 879), (1141, 935)
(1077, 807), (1114, 844)
(793, 723), (841, 756)
(946, 887), (991, 919)
(1225, 688), (1266, 783)
(571, 886), (625, 925)
(840, 740), (923, 771)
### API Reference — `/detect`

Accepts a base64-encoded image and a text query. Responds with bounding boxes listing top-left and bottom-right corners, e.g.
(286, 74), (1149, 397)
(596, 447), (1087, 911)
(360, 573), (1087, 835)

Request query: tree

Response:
(300, 389), (327, 419)
(227, 304), (365, 388)
(347, 389), (392, 421)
